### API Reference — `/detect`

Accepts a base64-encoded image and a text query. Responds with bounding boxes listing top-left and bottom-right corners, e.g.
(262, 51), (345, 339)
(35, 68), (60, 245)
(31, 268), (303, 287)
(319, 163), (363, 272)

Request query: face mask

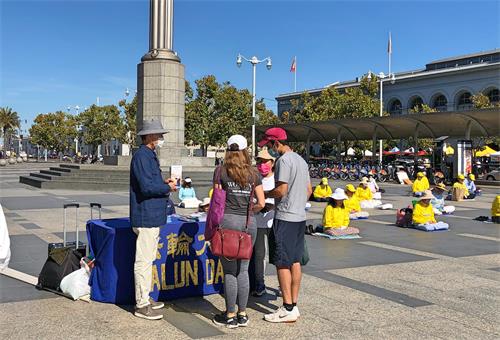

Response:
(157, 139), (165, 148)
(157, 140), (165, 148)
(257, 163), (272, 176)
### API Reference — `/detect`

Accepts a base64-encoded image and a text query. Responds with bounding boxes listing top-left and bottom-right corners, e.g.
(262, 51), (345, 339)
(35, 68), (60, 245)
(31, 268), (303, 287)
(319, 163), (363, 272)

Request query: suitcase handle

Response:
(63, 203), (79, 248)
(90, 202), (102, 220)
(64, 203), (80, 209)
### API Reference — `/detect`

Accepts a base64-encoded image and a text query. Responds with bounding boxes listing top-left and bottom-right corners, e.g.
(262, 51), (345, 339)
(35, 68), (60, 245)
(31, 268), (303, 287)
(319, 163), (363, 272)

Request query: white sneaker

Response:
(293, 306), (300, 317)
(264, 306), (299, 323)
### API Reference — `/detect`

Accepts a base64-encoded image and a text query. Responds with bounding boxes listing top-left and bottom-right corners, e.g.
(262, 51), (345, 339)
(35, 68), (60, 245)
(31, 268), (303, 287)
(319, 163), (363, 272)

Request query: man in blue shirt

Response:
(130, 119), (176, 320)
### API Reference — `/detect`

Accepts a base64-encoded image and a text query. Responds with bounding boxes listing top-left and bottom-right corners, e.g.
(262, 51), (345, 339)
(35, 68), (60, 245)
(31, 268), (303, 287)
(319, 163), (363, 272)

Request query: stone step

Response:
(19, 175), (45, 188)
(59, 164), (81, 170)
(49, 166), (71, 173)
(30, 172), (53, 180)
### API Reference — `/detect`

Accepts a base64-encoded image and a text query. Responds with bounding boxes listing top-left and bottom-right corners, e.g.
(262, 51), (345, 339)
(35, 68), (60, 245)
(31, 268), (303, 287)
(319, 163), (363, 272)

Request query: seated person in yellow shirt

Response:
(452, 174), (474, 200)
(345, 184), (369, 219)
(356, 177), (382, 209)
(412, 190), (449, 231)
(412, 172), (429, 197)
(322, 188), (359, 236)
(312, 177), (332, 202)
(492, 195), (500, 224)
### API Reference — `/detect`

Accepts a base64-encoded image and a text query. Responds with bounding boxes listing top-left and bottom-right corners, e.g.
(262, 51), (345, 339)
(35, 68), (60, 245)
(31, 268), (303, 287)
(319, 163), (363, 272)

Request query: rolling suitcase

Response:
(37, 203), (84, 291)
(37, 203), (102, 292)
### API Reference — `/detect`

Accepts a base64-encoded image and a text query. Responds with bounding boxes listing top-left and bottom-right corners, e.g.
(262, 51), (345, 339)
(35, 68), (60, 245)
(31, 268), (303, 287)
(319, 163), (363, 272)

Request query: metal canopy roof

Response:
(256, 108), (500, 142)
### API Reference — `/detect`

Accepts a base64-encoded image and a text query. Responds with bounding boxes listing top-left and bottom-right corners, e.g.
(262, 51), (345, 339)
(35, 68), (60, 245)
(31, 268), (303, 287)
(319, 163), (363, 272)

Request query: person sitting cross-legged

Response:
(453, 174), (474, 200)
(321, 188), (360, 236)
(312, 177), (332, 202)
(412, 172), (429, 197)
(431, 183), (455, 215)
(344, 184), (369, 219)
(412, 190), (449, 230)
(356, 177), (382, 209)
(465, 173), (480, 197)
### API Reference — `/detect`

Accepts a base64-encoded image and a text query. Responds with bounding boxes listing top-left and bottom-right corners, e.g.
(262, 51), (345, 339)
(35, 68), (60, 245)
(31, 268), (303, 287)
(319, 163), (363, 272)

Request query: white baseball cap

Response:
(184, 177), (192, 183)
(227, 135), (248, 151)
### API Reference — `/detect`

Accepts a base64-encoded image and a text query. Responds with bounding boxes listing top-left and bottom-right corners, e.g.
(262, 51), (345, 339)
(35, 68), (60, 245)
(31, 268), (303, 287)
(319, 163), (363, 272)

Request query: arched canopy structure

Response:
(256, 108), (500, 143)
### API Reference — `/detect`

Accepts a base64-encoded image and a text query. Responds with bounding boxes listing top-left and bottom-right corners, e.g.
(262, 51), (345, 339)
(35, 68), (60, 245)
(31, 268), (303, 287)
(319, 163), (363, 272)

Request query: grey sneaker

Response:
(149, 298), (165, 310)
(134, 305), (163, 320)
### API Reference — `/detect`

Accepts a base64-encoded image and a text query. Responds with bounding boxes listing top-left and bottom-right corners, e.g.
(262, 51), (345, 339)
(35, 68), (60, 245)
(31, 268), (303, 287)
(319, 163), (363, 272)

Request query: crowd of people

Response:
(128, 118), (497, 328)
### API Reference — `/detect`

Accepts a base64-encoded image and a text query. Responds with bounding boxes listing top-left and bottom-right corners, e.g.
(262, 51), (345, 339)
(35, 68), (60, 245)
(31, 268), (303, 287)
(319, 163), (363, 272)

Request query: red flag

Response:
(290, 57), (296, 72)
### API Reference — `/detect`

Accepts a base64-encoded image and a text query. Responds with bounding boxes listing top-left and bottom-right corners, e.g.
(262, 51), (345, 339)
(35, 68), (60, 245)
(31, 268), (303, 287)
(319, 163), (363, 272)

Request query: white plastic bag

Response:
(60, 267), (90, 300)
(0, 203), (11, 272)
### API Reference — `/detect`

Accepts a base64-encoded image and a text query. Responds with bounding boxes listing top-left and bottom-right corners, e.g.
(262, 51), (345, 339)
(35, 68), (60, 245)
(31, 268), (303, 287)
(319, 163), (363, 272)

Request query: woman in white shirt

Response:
(252, 149), (276, 297)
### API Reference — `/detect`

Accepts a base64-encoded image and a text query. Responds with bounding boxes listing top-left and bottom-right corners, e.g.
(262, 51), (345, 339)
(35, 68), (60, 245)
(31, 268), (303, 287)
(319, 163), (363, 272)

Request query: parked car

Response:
(485, 169), (499, 181)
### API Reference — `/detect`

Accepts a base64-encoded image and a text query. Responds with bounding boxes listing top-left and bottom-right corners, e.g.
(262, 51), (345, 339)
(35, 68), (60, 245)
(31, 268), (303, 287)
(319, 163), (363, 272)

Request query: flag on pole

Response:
(387, 32), (392, 55)
(290, 57), (296, 72)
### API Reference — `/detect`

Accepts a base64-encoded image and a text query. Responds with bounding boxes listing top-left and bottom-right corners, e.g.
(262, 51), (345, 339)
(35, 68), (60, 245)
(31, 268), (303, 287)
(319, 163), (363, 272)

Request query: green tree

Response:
(0, 107), (20, 152)
(29, 111), (77, 154)
(185, 75), (274, 155)
(471, 93), (492, 109)
(78, 105), (126, 156)
(118, 95), (137, 146)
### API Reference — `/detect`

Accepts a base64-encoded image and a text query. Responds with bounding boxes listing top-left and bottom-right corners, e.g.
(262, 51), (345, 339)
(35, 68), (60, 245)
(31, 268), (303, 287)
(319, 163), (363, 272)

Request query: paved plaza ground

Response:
(0, 162), (499, 339)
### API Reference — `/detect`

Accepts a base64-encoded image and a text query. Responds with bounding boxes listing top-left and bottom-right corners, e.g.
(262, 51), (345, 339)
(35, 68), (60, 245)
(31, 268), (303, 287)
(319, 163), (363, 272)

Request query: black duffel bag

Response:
(37, 247), (81, 291)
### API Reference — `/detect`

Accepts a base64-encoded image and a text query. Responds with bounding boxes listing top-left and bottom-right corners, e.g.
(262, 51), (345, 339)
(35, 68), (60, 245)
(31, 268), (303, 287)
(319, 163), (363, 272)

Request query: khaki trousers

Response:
(133, 227), (160, 308)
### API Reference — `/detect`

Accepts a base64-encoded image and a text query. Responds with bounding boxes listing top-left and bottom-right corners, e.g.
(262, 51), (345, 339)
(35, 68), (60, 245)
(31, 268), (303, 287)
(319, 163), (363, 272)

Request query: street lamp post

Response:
(236, 54), (272, 158)
(367, 71), (395, 163)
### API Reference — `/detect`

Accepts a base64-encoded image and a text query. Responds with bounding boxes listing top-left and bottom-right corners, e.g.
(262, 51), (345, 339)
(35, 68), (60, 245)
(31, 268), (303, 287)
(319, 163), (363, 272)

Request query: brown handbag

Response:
(210, 184), (254, 260)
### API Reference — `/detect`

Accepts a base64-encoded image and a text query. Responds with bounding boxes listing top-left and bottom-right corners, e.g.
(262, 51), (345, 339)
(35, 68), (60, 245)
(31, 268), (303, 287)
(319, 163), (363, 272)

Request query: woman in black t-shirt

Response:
(212, 135), (265, 329)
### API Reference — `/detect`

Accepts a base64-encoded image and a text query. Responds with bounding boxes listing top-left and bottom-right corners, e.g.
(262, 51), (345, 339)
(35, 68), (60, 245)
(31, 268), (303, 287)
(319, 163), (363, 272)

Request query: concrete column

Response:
(143, 0), (179, 61)
(413, 124), (419, 175)
(337, 132), (342, 161)
(305, 132), (311, 162)
(465, 120), (472, 140)
(372, 127), (378, 163)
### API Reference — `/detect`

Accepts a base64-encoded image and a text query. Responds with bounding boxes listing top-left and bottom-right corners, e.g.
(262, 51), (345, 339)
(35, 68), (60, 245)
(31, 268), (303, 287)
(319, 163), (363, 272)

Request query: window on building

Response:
(432, 94), (448, 111)
(409, 97), (424, 112)
(486, 88), (499, 104)
(457, 92), (472, 110)
(388, 99), (402, 115)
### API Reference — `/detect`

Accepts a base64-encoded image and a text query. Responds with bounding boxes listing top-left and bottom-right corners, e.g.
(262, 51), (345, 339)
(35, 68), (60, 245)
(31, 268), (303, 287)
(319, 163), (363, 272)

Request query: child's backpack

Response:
(396, 207), (413, 227)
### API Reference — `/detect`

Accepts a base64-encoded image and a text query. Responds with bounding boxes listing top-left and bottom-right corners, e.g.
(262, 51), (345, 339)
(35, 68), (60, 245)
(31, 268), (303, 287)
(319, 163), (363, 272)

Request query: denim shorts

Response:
(271, 219), (306, 267)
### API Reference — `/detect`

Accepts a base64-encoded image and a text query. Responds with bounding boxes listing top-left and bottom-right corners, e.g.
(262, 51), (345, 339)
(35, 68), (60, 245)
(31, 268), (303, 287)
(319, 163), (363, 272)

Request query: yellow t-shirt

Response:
(322, 205), (350, 229)
(492, 195), (500, 217)
(412, 177), (430, 193)
(344, 196), (361, 212)
(355, 186), (373, 201)
(453, 182), (469, 197)
(313, 184), (332, 199)
(412, 202), (436, 224)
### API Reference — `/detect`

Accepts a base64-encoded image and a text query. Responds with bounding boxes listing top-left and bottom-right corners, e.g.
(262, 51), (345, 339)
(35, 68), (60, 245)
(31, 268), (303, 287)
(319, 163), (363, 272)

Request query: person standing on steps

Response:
(130, 119), (177, 321)
(258, 127), (312, 323)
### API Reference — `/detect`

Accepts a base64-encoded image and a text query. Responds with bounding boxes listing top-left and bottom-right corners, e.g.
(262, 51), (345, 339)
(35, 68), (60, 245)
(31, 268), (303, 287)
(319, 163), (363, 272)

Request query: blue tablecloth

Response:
(86, 217), (223, 304)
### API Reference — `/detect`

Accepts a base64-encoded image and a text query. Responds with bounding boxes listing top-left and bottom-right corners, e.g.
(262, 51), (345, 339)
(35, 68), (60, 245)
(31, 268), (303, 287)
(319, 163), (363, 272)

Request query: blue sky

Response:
(1, 0), (499, 134)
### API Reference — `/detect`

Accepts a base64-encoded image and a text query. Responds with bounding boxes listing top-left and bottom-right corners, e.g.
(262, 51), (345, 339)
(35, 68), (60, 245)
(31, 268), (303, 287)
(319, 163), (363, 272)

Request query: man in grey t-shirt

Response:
(259, 127), (312, 323)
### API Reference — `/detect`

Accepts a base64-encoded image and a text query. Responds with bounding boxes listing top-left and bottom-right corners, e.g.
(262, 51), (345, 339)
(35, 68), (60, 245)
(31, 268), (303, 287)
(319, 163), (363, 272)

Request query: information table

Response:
(86, 217), (223, 304)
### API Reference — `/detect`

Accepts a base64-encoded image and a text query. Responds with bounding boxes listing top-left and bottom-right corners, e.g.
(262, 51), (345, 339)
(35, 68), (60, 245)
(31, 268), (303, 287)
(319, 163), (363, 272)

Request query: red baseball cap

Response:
(258, 127), (288, 147)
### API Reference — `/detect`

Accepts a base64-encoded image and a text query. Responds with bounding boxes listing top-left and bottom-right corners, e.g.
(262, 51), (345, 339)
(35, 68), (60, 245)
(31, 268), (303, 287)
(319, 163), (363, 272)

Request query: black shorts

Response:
(271, 219), (306, 267)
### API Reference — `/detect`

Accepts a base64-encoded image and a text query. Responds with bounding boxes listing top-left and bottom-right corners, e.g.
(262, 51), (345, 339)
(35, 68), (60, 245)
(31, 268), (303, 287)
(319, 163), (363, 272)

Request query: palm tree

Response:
(0, 107), (21, 152)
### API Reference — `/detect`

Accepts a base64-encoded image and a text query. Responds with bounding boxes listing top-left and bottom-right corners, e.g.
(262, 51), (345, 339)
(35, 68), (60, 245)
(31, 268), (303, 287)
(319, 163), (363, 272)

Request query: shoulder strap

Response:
(215, 166), (223, 185)
(245, 180), (256, 232)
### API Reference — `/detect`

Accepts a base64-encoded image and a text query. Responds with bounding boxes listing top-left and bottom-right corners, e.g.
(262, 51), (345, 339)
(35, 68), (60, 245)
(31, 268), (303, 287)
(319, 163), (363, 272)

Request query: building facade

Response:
(276, 49), (500, 116)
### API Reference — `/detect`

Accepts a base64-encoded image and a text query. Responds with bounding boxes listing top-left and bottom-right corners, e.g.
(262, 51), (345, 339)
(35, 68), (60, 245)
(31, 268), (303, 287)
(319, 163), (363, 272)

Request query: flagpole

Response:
(294, 56), (297, 92)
